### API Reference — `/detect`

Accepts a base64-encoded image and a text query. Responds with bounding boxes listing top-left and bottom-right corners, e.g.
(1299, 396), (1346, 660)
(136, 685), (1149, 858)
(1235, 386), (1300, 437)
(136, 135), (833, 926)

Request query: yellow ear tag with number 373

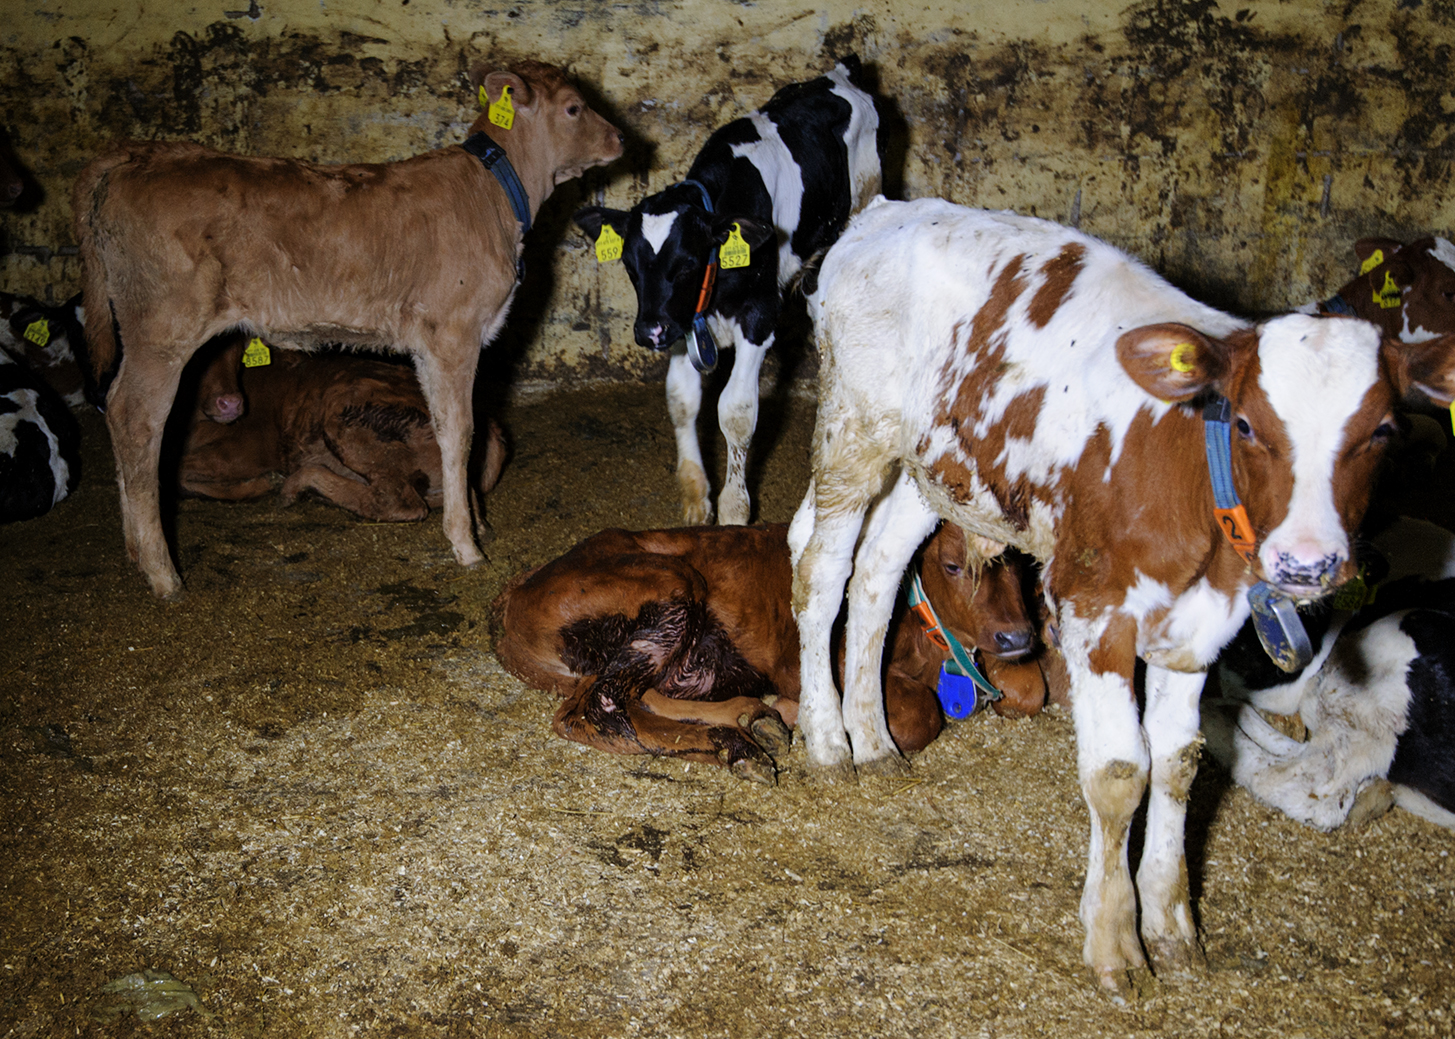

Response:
(242, 337), (271, 368)
(487, 84), (515, 130)
(1375, 270), (1402, 309)
(595, 223), (624, 263)
(719, 223), (751, 270)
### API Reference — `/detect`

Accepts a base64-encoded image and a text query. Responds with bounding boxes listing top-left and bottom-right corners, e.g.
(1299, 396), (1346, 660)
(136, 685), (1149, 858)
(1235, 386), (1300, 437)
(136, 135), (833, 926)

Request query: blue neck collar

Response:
(463, 131), (532, 239)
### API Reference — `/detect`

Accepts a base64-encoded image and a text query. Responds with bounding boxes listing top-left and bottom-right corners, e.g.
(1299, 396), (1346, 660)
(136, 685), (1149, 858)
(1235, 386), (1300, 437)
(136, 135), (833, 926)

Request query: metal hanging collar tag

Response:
(1247, 581), (1314, 672)
(1203, 395), (1313, 672)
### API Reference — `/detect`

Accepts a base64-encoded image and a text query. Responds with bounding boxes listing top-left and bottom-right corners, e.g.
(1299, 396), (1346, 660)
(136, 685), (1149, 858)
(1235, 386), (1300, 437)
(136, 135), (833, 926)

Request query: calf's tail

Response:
(71, 145), (133, 397)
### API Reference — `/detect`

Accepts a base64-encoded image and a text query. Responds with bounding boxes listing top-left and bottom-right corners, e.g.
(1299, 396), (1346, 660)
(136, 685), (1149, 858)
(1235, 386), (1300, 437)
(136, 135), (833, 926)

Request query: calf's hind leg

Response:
(107, 347), (192, 599)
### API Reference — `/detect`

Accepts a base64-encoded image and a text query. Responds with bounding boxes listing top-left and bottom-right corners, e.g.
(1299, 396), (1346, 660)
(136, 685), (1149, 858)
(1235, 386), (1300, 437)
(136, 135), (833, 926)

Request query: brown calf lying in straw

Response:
(492, 523), (1049, 782)
(73, 59), (622, 598)
(177, 337), (506, 520)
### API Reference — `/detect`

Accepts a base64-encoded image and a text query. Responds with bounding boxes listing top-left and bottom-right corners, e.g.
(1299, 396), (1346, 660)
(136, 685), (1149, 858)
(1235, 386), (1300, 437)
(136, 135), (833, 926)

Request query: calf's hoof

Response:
(729, 755), (777, 785)
(746, 713), (793, 760)
(681, 500), (713, 527)
(452, 543), (486, 568)
(146, 571), (185, 602)
(1347, 777), (1396, 828)
(1146, 935), (1206, 981)
(1091, 964), (1152, 1004)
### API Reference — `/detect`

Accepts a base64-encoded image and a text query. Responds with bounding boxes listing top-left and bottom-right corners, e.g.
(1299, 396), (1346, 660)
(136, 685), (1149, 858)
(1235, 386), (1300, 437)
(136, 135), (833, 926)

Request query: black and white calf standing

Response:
(1207, 516), (1455, 831)
(574, 58), (880, 525)
(0, 344), (81, 522)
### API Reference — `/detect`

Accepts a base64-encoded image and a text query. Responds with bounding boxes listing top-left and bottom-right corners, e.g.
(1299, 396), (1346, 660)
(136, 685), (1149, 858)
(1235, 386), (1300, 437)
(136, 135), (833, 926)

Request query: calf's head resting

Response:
(573, 189), (773, 350)
(1117, 314), (1455, 601)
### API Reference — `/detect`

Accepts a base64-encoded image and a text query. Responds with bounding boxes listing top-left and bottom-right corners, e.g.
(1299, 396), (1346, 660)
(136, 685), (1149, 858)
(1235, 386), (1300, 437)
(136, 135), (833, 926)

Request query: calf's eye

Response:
(1235, 416), (1255, 442)
(943, 562), (963, 577)
(567, 104), (582, 117)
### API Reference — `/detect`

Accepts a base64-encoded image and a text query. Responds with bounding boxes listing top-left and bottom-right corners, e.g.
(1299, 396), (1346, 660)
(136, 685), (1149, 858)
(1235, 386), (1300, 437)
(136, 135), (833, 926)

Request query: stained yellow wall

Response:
(3, 0), (1453, 383)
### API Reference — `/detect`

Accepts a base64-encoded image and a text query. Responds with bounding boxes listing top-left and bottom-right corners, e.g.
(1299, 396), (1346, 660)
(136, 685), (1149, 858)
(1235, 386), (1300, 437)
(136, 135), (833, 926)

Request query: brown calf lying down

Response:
(73, 59), (622, 598)
(178, 339), (506, 520)
(491, 522), (1048, 782)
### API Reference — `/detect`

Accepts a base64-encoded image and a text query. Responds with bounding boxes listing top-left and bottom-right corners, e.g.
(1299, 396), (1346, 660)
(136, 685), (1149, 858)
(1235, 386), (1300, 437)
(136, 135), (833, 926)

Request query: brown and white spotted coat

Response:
(789, 196), (1455, 995)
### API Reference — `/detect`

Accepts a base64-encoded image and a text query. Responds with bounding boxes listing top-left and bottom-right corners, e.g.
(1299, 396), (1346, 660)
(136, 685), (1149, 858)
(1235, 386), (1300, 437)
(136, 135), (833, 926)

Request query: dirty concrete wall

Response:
(2, 0), (1453, 385)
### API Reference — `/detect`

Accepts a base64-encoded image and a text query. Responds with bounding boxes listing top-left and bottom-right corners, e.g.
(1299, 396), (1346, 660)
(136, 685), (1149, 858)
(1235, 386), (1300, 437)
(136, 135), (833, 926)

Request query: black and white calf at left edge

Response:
(574, 57), (880, 525)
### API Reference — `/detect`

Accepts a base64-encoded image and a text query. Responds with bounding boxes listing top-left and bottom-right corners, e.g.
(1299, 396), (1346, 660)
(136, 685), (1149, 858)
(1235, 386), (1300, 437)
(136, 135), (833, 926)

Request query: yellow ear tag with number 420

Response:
(719, 223), (751, 270)
(595, 223), (624, 263)
(1375, 270), (1402, 309)
(22, 319), (51, 347)
(242, 337), (271, 368)
(1359, 249), (1385, 276)
(487, 84), (515, 130)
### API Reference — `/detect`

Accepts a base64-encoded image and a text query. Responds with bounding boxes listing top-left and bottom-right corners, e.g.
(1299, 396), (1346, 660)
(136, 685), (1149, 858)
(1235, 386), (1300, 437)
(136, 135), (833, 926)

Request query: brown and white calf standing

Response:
(791, 196), (1455, 995)
(492, 522), (1048, 783)
(73, 59), (622, 598)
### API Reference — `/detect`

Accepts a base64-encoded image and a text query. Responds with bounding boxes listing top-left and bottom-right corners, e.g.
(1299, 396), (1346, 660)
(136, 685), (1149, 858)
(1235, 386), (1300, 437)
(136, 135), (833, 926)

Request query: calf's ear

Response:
(1385, 333), (1455, 408)
(1354, 237), (1403, 269)
(712, 215), (775, 249)
(573, 206), (630, 242)
(1115, 323), (1228, 402)
(481, 71), (532, 110)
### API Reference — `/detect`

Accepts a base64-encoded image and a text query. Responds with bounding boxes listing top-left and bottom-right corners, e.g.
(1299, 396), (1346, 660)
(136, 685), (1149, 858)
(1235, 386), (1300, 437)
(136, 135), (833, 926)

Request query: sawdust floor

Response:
(1, 370), (1453, 1039)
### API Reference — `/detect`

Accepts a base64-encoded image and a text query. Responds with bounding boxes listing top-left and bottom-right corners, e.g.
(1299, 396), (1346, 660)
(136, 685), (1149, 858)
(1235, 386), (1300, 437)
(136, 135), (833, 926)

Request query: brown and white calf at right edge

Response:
(789, 197), (1455, 995)
(73, 59), (621, 598)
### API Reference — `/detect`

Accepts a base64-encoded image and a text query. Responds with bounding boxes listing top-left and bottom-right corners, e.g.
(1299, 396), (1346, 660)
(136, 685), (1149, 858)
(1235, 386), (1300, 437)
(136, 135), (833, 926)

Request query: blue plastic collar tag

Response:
(937, 665), (985, 719)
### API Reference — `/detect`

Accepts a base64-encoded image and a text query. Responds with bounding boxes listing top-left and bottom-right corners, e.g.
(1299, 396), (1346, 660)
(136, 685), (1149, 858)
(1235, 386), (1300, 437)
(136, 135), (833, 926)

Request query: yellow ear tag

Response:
(1358, 249), (1385, 276)
(1375, 270), (1402, 309)
(242, 337), (272, 368)
(1449, 399), (1454, 438)
(719, 223), (751, 270)
(595, 223), (624, 263)
(1169, 342), (1196, 373)
(488, 84), (515, 130)
(22, 319), (51, 347)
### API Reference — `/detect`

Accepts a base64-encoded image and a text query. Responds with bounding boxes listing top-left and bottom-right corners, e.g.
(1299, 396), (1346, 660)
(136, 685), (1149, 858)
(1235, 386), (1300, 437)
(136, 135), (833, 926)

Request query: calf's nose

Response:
(1271, 549), (1345, 594)
(991, 628), (1034, 659)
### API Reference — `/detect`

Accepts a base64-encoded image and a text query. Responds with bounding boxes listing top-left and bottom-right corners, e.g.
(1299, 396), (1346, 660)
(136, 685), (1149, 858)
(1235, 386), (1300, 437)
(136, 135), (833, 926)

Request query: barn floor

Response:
(1, 371), (1452, 1039)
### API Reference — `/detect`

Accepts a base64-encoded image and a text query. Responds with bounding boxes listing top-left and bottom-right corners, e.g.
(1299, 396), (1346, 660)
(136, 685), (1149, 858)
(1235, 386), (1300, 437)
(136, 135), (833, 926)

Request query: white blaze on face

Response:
(1254, 314), (1382, 584)
(641, 211), (679, 256)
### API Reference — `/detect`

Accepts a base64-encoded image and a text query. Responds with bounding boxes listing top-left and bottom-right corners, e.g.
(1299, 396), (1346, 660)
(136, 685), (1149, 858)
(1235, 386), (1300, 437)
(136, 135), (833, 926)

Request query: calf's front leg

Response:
(1137, 664), (1208, 979)
(666, 350), (712, 524)
(715, 336), (770, 526)
(413, 346), (483, 566)
(1061, 611), (1150, 997)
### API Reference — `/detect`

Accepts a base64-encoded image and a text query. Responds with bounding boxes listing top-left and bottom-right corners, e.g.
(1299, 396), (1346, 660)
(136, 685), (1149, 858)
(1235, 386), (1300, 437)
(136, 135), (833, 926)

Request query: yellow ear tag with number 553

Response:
(487, 84), (515, 130)
(719, 223), (751, 270)
(595, 223), (624, 263)
(242, 337), (271, 368)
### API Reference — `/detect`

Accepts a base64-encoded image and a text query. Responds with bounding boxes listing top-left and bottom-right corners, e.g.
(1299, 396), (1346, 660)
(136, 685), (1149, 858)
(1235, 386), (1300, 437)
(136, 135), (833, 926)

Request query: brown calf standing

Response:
(73, 59), (623, 598)
(178, 338), (506, 520)
(1319, 237), (1455, 341)
(491, 523), (1046, 783)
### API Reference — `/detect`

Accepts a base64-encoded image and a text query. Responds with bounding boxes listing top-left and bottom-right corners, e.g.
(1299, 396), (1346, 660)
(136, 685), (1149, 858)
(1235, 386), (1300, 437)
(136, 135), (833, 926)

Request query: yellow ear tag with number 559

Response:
(595, 223), (624, 263)
(719, 223), (751, 270)
(242, 337), (271, 368)
(488, 84), (515, 130)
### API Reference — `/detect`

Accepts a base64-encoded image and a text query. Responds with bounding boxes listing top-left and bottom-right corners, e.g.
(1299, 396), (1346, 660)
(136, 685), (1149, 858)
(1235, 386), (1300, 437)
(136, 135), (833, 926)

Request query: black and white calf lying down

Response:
(1207, 516), (1455, 831)
(0, 344), (80, 523)
(574, 57), (880, 525)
